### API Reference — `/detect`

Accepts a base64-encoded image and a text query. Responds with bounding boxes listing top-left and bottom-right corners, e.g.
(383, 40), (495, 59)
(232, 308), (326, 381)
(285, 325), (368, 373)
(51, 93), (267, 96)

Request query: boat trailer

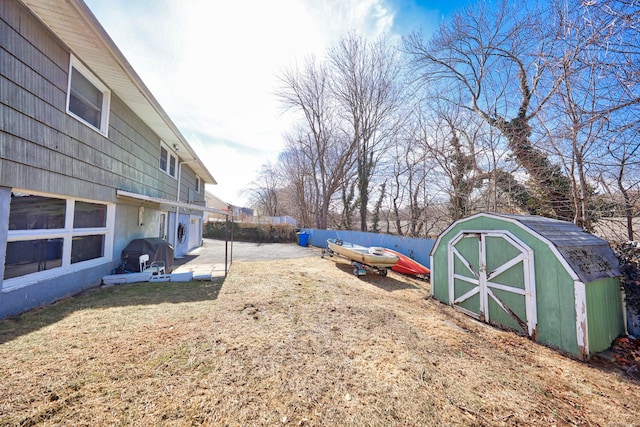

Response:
(322, 247), (391, 277)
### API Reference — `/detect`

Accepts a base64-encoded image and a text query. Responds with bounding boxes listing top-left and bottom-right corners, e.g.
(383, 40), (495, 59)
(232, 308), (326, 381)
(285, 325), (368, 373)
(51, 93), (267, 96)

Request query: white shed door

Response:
(447, 231), (537, 336)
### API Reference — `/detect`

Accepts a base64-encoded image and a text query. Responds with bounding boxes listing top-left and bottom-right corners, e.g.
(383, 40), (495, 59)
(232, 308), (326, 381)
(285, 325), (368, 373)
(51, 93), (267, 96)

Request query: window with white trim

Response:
(4, 191), (114, 290)
(66, 56), (111, 136)
(159, 143), (178, 179)
(196, 176), (201, 193)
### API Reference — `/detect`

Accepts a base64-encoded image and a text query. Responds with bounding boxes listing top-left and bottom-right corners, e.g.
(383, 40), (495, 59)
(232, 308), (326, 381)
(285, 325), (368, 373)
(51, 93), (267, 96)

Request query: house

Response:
(204, 190), (231, 222)
(0, 0), (226, 319)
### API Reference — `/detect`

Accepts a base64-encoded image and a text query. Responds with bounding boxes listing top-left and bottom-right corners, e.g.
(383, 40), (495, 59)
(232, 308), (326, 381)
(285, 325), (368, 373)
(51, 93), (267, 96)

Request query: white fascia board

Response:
(117, 190), (229, 215)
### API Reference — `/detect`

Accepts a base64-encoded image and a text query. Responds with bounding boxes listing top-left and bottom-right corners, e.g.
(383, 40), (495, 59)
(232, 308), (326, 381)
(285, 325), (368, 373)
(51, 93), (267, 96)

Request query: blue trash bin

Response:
(297, 232), (309, 247)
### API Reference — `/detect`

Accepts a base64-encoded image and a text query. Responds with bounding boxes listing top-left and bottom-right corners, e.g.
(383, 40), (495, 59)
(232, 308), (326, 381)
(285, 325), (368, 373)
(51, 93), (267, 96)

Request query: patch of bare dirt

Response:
(0, 255), (639, 426)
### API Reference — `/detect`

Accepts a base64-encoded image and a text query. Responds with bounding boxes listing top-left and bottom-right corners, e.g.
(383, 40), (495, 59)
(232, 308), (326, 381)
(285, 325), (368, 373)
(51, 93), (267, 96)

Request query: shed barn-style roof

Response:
(497, 214), (620, 284)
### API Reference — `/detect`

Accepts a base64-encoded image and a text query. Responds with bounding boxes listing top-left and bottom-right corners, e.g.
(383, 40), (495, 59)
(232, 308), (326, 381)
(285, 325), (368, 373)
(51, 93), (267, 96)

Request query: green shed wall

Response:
(432, 216), (579, 356)
(586, 278), (624, 354)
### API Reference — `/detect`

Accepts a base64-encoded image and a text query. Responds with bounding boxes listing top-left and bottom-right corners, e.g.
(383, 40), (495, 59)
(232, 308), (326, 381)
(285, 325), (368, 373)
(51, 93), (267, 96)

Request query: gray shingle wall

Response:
(0, 0), (203, 204)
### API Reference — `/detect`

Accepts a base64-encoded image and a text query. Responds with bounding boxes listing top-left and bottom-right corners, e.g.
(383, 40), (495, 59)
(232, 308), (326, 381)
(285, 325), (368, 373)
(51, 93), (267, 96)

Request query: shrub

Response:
(614, 242), (640, 313)
(203, 222), (297, 243)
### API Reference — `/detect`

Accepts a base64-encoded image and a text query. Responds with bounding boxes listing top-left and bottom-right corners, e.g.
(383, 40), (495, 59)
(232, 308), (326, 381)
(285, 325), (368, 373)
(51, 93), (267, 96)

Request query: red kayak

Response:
(384, 249), (430, 277)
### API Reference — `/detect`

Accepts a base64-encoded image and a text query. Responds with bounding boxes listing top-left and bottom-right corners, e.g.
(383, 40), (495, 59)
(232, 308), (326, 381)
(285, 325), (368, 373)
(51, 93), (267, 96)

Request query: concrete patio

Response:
(172, 238), (320, 280)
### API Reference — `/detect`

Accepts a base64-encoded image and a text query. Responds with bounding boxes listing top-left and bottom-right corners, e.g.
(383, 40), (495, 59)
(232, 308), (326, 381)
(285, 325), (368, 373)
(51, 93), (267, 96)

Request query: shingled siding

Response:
(0, 0), (202, 204)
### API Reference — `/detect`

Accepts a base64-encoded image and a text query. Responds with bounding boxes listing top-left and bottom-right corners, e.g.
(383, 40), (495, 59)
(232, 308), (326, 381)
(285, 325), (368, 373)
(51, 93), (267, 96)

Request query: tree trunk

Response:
(493, 116), (574, 222)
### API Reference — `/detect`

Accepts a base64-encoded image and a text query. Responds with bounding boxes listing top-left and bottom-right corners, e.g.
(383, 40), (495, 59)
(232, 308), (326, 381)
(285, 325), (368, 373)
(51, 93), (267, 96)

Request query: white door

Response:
(159, 212), (168, 240)
(447, 231), (537, 336)
(189, 217), (200, 249)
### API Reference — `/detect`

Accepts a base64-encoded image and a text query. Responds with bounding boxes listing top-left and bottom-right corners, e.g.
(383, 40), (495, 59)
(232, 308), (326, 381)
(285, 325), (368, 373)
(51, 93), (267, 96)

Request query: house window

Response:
(73, 201), (107, 228)
(196, 177), (201, 193)
(5, 239), (63, 279)
(169, 155), (176, 177)
(4, 191), (113, 288)
(159, 143), (178, 179)
(71, 235), (105, 264)
(66, 56), (110, 135)
(8, 194), (66, 230)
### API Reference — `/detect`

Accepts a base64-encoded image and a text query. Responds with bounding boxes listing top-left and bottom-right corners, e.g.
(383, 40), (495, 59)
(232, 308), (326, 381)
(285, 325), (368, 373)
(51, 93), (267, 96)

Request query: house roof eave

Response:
(19, 0), (217, 185)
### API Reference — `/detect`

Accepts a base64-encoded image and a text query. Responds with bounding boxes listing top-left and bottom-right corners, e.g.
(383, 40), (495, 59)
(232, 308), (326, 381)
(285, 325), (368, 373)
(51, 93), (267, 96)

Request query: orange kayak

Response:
(384, 248), (430, 277)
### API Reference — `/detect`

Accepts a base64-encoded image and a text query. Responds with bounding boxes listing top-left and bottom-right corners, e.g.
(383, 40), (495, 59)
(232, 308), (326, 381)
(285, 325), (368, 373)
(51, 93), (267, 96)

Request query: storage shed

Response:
(430, 213), (625, 359)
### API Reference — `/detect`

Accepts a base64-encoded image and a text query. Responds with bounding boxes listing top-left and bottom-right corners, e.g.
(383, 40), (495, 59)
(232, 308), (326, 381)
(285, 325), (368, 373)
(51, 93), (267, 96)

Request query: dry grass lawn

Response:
(0, 254), (639, 426)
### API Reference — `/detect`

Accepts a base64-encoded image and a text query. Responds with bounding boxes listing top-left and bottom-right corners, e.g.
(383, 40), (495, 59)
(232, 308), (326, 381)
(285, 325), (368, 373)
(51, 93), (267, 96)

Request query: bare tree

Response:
(277, 142), (315, 228)
(265, 0), (639, 237)
(247, 162), (282, 216)
(527, 0), (640, 234)
(385, 107), (436, 237)
(582, 0), (640, 237)
(329, 33), (405, 231)
(599, 123), (640, 241)
(538, 0), (637, 231)
(387, 139), (406, 235)
(401, 137), (429, 236)
(277, 57), (356, 229)
(413, 94), (494, 221)
(337, 178), (359, 230)
(583, 0), (640, 116)
(370, 182), (386, 233)
(405, 0), (575, 221)
(612, 141), (640, 241)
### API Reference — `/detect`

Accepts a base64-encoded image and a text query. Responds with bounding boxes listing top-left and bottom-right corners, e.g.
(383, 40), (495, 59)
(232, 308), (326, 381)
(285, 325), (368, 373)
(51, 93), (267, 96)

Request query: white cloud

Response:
(85, 0), (399, 206)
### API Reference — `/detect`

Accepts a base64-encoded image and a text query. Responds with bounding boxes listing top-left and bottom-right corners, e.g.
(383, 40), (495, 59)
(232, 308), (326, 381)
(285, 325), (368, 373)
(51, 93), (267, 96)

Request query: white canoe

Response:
(326, 238), (399, 268)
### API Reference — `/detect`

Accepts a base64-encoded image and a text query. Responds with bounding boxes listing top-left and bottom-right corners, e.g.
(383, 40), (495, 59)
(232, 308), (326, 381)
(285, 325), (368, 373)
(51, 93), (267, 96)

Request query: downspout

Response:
(174, 159), (197, 257)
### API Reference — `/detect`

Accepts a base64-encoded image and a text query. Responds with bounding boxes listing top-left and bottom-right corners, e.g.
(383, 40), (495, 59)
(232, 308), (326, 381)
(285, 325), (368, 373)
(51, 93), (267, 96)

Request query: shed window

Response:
(66, 56), (110, 135)
(160, 143), (178, 179)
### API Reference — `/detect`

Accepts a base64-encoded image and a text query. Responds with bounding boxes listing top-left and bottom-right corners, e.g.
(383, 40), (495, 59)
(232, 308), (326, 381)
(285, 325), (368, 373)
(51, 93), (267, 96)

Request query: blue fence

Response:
(300, 229), (436, 269)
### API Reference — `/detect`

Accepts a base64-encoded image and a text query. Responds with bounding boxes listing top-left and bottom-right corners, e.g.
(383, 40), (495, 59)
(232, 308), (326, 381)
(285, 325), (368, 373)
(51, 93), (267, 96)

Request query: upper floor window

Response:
(66, 56), (110, 136)
(196, 176), (201, 193)
(160, 143), (178, 179)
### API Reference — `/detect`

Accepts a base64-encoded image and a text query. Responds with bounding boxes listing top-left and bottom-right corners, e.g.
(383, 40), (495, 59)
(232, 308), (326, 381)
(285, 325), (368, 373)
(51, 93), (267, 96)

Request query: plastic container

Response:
(297, 231), (309, 247)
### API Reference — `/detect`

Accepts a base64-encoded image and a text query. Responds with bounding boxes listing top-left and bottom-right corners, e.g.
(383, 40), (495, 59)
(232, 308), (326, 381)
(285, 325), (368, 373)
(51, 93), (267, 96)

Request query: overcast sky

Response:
(84, 0), (473, 207)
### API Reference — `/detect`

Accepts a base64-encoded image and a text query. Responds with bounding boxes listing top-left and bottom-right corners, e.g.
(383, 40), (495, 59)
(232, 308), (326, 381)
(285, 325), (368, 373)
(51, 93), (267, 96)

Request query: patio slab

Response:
(171, 239), (320, 280)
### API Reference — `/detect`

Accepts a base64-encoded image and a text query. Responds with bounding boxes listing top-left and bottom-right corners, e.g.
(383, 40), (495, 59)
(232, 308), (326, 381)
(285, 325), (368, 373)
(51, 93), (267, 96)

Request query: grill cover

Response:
(121, 238), (174, 273)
